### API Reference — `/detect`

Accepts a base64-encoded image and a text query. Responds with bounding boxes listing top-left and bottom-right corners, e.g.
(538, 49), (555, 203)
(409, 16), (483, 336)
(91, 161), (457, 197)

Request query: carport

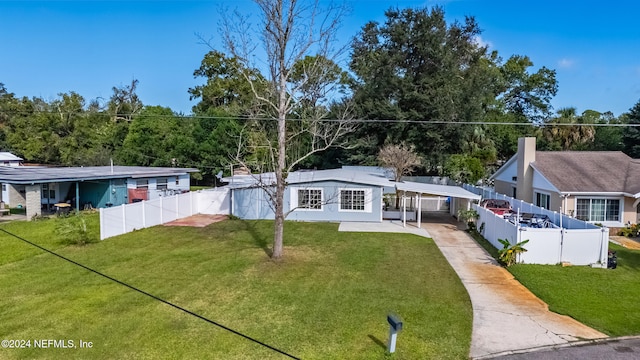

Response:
(395, 181), (482, 228)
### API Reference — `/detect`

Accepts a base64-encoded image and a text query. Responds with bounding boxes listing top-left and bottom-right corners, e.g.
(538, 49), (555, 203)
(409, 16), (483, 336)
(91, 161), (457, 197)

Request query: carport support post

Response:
(75, 182), (80, 212)
(417, 193), (422, 228)
(402, 191), (406, 228)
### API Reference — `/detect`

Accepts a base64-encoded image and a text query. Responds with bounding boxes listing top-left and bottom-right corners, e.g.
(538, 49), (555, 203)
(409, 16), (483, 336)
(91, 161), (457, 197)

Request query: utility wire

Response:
(0, 227), (300, 360)
(1, 109), (639, 126)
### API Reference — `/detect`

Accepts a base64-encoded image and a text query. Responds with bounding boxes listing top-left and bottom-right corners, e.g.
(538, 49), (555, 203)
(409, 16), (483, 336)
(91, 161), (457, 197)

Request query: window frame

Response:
(156, 178), (168, 190)
(294, 188), (324, 211)
(136, 179), (149, 189)
(339, 188), (373, 212)
(575, 197), (621, 222)
(534, 191), (551, 210)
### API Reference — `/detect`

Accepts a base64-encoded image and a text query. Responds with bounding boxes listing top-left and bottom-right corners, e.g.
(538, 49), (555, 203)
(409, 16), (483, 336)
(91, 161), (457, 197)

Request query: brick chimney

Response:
(515, 137), (536, 202)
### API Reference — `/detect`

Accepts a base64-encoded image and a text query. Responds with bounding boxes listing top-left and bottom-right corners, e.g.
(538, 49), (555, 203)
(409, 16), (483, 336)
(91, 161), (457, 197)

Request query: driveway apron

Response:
(422, 213), (606, 359)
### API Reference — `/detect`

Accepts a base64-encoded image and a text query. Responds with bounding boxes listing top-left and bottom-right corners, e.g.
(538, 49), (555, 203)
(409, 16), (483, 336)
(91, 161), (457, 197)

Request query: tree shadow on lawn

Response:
(237, 220), (273, 257)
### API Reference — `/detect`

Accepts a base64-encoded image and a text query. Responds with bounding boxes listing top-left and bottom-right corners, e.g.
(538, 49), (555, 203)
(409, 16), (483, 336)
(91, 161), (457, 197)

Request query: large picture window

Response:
(576, 198), (620, 222)
(297, 189), (322, 210)
(340, 190), (365, 211)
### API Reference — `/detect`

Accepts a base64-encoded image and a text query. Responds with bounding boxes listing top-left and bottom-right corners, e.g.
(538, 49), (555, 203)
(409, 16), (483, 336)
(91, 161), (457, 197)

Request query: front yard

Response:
(0, 214), (472, 359)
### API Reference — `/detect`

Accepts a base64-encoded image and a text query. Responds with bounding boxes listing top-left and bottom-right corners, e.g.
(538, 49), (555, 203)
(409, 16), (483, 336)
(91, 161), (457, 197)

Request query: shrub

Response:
(55, 214), (96, 246)
(618, 224), (640, 238)
(498, 238), (529, 267)
(457, 209), (479, 231)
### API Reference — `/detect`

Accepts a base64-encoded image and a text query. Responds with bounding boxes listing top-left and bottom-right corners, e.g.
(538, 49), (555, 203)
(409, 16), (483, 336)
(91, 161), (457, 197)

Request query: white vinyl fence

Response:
(465, 185), (609, 267)
(100, 188), (230, 240)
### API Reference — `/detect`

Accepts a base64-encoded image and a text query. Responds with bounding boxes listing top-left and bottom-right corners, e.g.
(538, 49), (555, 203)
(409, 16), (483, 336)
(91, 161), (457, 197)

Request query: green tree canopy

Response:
(622, 99), (640, 158)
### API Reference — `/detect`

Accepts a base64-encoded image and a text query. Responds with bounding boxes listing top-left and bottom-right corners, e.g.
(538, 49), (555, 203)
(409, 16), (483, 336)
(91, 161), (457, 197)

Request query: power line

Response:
(0, 227), (300, 360)
(2, 108), (638, 126)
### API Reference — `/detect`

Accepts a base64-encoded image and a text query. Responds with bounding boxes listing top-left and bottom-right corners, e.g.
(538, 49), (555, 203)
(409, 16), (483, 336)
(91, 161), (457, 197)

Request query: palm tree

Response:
(542, 107), (595, 150)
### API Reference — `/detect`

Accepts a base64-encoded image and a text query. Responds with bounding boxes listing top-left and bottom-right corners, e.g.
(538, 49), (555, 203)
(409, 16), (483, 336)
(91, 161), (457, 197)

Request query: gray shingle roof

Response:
(0, 166), (198, 184)
(531, 151), (639, 195)
(224, 168), (481, 199)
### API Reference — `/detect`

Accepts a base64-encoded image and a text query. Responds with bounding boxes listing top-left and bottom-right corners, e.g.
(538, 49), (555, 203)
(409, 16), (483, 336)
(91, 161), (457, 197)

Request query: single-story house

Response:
(492, 137), (640, 227)
(0, 165), (198, 219)
(224, 167), (480, 225)
(0, 152), (24, 202)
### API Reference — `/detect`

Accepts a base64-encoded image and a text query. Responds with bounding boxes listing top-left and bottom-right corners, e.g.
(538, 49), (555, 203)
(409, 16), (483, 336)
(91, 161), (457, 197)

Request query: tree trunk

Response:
(272, 70), (288, 260)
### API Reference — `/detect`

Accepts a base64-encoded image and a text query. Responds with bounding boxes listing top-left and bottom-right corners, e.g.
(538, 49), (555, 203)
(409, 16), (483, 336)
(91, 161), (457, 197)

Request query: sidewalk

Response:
(421, 213), (606, 359)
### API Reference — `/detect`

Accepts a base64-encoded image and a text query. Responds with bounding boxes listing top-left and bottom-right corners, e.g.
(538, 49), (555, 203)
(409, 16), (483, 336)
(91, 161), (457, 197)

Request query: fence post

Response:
(160, 196), (164, 224)
(142, 200), (146, 228)
(190, 191), (194, 216)
(99, 207), (104, 240)
(176, 194), (179, 218)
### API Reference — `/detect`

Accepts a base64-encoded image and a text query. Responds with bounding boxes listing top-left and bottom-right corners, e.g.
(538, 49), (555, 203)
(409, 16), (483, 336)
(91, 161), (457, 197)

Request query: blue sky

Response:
(1, 0), (639, 117)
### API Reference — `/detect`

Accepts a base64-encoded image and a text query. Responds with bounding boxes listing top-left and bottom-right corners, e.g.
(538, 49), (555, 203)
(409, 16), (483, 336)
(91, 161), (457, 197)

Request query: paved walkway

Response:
(338, 220), (432, 238)
(610, 236), (640, 250)
(421, 213), (606, 359)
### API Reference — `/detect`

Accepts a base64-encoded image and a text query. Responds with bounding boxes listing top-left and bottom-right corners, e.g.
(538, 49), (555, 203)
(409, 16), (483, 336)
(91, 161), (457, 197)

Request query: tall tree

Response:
(219, 0), (354, 259)
(584, 110), (624, 151)
(622, 99), (640, 158)
(119, 106), (193, 167)
(498, 55), (557, 123)
(348, 7), (500, 169)
(188, 50), (265, 115)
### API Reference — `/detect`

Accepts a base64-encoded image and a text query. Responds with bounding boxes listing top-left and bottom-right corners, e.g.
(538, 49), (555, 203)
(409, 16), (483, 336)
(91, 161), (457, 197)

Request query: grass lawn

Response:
(0, 214), (472, 359)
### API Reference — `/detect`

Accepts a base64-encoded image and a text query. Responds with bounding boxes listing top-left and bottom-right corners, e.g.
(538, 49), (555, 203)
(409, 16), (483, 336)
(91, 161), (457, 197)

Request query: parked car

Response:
(480, 199), (512, 217)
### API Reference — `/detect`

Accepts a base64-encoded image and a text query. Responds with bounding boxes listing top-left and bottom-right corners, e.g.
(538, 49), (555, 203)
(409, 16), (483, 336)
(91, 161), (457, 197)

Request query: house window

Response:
(136, 179), (149, 189)
(175, 176), (180, 185)
(535, 192), (550, 209)
(340, 190), (365, 211)
(157, 178), (168, 190)
(41, 184), (48, 199)
(298, 189), (322, 210)
(576, 198), (620, 222)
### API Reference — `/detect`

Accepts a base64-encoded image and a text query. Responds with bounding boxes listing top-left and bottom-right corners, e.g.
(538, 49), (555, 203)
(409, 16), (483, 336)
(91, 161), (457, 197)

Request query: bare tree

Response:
(108, 79), (143, 122)
(378, 142), (422, 209)
(220, 0), (354, 260)
(378, 142), (422, 182)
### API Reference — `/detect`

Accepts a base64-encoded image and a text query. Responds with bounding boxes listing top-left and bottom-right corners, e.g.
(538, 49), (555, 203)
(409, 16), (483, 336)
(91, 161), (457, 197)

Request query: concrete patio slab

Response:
(339, 220), (431, 238)
(163, 214), (227, 227)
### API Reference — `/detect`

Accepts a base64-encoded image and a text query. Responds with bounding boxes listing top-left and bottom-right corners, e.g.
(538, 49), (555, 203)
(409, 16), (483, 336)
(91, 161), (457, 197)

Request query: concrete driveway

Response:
(421, 213), (606, 359)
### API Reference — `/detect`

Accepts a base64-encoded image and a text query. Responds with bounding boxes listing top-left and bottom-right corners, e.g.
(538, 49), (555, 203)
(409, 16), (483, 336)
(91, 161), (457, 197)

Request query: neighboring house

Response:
(492, 137), (640, 227)
(0, 165), (198, 219)
(0, 152), (24, 203)
(0, 152), (24, 167)
(224, 167), (480, 224)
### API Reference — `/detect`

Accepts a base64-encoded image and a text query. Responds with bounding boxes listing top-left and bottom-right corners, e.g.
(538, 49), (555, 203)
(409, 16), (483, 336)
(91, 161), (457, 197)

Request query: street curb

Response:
(472, 335), (640, 359)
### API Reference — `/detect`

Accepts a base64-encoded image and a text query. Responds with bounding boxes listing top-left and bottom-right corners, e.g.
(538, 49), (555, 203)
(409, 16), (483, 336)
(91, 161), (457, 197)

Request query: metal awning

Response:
(395, 181), (481, 200)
